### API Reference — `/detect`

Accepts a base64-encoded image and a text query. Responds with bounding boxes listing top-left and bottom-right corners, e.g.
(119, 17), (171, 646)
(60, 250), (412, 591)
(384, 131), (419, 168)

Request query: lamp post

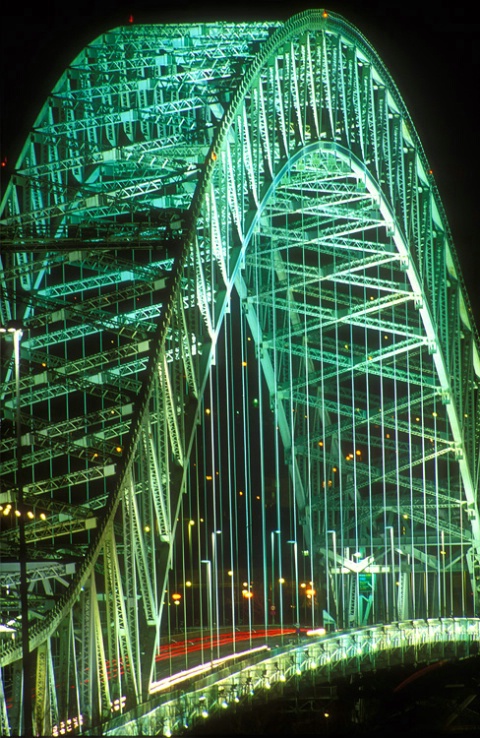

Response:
(211, 531), (221, 658)
(1, 323), (32, 736)
(201, 560), (213, 662)
(270, 530), (280, 626)
(287, 540), (299, 626)
(327, 529), (338, 627)
(440, 529), (447, 618)
(187, 519), (195, 625)
(386, 526), (396, 621)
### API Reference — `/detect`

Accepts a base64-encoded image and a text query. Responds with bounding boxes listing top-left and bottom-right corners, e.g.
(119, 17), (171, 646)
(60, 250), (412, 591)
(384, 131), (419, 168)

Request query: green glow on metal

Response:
(1, 9), (480, 737)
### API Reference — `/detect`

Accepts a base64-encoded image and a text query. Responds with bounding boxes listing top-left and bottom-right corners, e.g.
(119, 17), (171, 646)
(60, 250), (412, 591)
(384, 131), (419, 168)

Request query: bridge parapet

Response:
(93, 618), (480, 737)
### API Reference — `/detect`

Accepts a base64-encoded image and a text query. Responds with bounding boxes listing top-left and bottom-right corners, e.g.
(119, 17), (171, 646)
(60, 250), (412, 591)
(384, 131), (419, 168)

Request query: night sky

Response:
(1, 0), (479, 314)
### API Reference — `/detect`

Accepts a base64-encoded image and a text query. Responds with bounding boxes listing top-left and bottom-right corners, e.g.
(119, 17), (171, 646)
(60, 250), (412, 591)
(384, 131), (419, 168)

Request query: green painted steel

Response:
(1, 9), (480, 736)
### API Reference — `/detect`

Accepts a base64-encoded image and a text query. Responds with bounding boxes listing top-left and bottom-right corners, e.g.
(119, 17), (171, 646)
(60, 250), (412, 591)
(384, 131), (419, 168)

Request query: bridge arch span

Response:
(1, 10), (479, 736)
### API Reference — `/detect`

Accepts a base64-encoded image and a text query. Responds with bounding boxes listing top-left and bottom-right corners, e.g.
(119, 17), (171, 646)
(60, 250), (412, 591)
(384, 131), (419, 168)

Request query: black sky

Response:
(1, 0), (479, 313)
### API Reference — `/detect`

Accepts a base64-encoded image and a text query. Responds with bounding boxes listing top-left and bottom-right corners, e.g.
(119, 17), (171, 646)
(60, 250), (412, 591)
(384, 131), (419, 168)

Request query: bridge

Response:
(1, 8), (480, 736)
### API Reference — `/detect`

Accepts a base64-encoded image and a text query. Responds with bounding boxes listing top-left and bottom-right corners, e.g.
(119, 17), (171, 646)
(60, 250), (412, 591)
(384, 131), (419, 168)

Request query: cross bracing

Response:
(1, 9), (480, 737)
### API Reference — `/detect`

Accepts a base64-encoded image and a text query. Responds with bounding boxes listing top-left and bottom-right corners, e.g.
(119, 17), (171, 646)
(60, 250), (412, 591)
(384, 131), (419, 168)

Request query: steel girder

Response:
(1, 9), (480, 735)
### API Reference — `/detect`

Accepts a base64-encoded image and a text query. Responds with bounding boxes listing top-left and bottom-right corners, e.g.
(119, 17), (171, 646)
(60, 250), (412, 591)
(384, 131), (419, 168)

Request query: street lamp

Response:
(0, 322), (32, 736)
(201, 560), (213, 662)
(187, 519), (195, 565)
(386, 526), (396, 621)
(186, 519), (195, 626)
(327, 530), (338, 628)
(270, 530), (280, 626)
(287, 540), (299, 626)
(440, 529), (447, 618)
(211, 531), (221, 658)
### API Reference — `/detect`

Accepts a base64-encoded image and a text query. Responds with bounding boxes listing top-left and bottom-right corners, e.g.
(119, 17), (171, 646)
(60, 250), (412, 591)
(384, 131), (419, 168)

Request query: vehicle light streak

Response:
(150, 645), (270, 694)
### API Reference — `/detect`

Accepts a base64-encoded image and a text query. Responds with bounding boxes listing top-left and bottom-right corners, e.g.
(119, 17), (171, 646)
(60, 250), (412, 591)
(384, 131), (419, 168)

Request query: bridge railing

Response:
(85, 617), (480, 737)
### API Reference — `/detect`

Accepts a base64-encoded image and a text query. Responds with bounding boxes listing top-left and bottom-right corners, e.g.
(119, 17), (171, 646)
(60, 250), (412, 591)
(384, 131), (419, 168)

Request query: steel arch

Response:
(1, 9), (480, 736)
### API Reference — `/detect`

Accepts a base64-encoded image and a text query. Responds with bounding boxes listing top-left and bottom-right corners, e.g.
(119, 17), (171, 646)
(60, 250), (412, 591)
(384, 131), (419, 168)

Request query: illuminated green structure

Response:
(1, 9), (480, 735)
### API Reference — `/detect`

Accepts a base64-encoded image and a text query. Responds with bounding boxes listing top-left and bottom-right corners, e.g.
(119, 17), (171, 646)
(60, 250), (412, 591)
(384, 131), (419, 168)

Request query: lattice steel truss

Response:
(1, 9), (480, 736)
